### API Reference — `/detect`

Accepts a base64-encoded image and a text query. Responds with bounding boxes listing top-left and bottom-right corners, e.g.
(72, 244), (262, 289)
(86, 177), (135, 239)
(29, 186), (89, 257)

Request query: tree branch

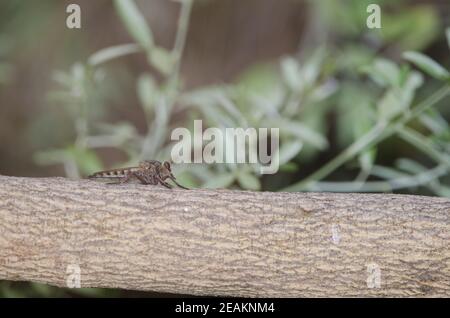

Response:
(0, 175), (449, 297)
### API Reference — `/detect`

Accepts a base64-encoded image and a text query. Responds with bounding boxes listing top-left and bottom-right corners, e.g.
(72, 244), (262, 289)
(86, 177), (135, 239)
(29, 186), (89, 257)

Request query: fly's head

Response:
(159, 161), (175, 181)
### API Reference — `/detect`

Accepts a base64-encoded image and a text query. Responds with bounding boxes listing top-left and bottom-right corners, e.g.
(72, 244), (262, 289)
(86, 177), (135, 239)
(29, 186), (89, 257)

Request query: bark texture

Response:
(0, 175), (449, 297)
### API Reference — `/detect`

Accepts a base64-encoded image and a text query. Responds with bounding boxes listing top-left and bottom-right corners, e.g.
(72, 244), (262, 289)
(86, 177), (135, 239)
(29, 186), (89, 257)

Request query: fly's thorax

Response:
(139, 160), (155, 169)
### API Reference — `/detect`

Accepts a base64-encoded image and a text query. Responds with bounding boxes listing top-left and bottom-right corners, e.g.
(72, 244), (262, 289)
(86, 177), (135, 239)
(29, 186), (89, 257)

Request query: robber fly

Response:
(88, 160), (189, 189)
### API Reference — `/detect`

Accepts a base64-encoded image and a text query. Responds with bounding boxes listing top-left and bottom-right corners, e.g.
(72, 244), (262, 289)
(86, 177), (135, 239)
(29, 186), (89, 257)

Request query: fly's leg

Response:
(160, 182), (173, 189)
(133, 173), (152, 185)
(157, 176), (173, 189)
(107, 172), (134, 185)
(133, 173), (168, 188)
(170, 177), (189, 190)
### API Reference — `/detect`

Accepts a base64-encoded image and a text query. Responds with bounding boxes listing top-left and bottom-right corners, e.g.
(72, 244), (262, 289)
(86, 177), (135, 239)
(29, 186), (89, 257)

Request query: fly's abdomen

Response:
(88, 168), (135, 179)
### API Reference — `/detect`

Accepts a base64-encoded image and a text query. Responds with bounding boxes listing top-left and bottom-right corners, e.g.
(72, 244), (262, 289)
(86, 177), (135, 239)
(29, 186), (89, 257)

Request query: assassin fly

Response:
(88, 160), (189, 189)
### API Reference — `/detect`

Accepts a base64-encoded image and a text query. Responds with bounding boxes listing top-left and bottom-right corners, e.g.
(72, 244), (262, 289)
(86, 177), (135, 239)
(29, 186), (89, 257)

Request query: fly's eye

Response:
(163, 161), (171, 171)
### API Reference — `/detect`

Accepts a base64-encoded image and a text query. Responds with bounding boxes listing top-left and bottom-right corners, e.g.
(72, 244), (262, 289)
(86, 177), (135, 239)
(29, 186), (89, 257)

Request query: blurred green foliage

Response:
(0, 36), (14, 84)
(34, 0), (450, 194)
(1, 0), (450, 297)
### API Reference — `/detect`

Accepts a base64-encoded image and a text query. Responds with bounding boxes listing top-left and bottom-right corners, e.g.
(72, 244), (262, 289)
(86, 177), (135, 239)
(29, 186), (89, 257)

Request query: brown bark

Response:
(0, 175), (449, 297)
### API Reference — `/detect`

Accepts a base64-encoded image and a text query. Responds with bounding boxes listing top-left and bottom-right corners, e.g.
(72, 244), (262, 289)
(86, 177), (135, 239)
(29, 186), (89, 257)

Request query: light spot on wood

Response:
(331, 224), (340, 245)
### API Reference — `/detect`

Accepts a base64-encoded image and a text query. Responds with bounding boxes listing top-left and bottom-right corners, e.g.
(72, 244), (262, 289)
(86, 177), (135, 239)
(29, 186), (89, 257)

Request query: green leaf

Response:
(144, 96), (170, 157)
(378, 71), (423, 120)
(377, 90), (404, 121)
(433, 185), (450, 198)
(114, 0), (154, 51)
(236, 63), (280, 98)
(381, 6), (439, 51)
(148, 46), (174, 76)
(351, 101), (376, 172)
(137, 73), (158, 114)
(419, 111), (448, 135)
(371, 165), (409, 180)
(353, 102), (376, 171)
(396, 158), (426, 174)
(95, 122), (138, 146)
(53, 70), (74, 88)
(403, 51), (450, 80)
(276, 119), (328, 150)
(88, 43), (141, 66)
(336, 84), (372, 148)
(203, 174), (235, 189)
(278, 140), (303, 165)
(181, 88), (238, 127)
(358, 148), (376, 173)
(279, 162), (298, 173)
(281, 57), (301, 90)
(215, 91), (246, 126)
(236, 171), (261, 191)
(33, 149), (68, 165)
(446, 27), (450, 50)
(363, 58), (400, 87)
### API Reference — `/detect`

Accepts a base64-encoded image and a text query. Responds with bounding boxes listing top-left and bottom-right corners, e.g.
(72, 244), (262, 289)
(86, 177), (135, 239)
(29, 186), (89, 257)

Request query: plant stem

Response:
(283, 84), (450, 191)
(283, 121), (387, 191)
(397, 127), (450, 166)
(170, 0), (193, 89)
(139, 0), (193, 161)
(309, 164), (448, 192)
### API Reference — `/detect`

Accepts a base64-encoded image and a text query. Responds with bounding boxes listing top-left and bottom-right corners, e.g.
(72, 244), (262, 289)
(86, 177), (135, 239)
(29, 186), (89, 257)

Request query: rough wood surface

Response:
(0, 175), (449, 297)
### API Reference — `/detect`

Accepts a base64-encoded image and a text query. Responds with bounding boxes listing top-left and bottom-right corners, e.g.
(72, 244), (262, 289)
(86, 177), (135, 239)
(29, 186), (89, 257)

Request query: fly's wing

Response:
(88, 167), (139, 179)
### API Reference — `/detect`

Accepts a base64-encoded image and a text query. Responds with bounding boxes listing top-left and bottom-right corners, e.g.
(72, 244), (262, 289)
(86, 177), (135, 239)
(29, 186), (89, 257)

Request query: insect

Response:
(88, 160), (189, 189)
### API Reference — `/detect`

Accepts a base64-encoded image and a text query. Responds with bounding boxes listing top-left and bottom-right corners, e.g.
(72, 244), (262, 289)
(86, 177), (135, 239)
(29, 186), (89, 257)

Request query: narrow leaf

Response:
(446, 27), (450, 50)
(114, 0), (154, 50)
(236, 171), (261, 191)
(396, 158), (426, 174)
(148, 46), (174, 76)
(137, 73), (158, 114)
(403, 51), (449, 80)
(88, 44), (141, 66)
(278, 140), (303, 165)
(372, 58), (400, 87)
(281, 57), (301, 90)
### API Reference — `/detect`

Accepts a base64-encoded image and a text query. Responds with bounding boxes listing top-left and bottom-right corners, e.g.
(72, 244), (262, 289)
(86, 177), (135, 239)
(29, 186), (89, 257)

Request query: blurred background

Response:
(0, 0), (449, 297)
